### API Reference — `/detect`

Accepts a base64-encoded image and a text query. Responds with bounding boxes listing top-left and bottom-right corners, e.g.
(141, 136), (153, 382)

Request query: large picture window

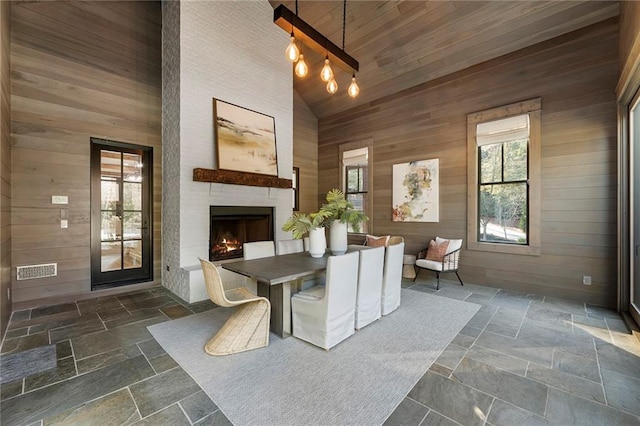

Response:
(477, 115), (529, 244)
(467, 99), (541, 255)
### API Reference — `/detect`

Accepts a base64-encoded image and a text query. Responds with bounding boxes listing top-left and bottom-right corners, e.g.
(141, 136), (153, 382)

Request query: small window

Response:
(341, 145), (370, 233)
(467, 99), (541, 256)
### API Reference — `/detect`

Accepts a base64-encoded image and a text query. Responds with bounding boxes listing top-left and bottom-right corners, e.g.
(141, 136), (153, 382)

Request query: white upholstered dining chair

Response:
(243, 241), (275, 260)
(381, 240), (405, 316)
(276, 239), (304, 255)
(291, 251), (359, 350)
(199, 258), (270, 356)
(351, 245), (385, 330)
(277, 238), (319, 290)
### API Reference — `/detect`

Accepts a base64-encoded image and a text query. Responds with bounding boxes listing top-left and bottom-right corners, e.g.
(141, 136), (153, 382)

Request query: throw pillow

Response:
(365, 234), (390, 247)
(426, 239), (449, 262)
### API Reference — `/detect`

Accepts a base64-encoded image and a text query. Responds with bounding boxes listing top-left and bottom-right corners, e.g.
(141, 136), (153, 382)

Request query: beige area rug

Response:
(148, 289), (480, 426)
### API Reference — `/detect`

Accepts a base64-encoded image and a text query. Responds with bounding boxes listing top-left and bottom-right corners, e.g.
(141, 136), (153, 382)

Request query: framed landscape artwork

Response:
(392, 158), (439, 222)
(213, 99), (278, 176)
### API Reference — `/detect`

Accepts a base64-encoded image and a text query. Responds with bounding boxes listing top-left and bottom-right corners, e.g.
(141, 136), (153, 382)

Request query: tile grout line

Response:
(482, 397), (496, 425)
(408, 396), (463, 426)
(126, 386), (144, 422)
(176, 399), (195, 425)
(514, 300), (532, 339)
(593, 336), (608, 406)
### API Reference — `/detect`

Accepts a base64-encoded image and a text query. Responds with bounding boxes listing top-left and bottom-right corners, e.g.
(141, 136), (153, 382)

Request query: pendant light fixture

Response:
(320, 56), (334, 82)
(327, 78), (338, 94)
(275, 0), (360, 97)
(295, 52), (309, 77)
(285, 30), (299, 63)
(348, 72), (359, 98)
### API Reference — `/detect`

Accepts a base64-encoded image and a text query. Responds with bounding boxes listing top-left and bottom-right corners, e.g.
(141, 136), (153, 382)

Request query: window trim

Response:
(467, 98), (541, 256)
(339, 139), (373, 234)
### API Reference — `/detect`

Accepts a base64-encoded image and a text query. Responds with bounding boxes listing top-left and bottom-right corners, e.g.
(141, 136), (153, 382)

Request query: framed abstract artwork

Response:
(392, 158), (439, 222)
(213, 98), (278, 176)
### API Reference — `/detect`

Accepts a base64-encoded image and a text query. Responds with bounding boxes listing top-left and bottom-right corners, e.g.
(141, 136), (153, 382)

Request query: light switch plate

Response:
(61, 220), (68, 229)
(52, 195), (68, 205)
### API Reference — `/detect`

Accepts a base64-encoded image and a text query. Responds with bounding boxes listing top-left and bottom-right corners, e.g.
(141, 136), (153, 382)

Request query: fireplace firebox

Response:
(209, 206), (274, 261)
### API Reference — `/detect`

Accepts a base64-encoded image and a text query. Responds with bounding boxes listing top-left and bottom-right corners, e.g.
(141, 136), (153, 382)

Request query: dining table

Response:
(221, 251), (329, 338)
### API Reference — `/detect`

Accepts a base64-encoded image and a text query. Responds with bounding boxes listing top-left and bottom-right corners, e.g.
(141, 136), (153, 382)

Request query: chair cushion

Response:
(436, 237), (462, 254)
(416, 258), (444, 271)
(365, 234), (390, 247)
(293, 292), (322, 301)
(298, 284), (325, 300)
(426, 239), (449, 262)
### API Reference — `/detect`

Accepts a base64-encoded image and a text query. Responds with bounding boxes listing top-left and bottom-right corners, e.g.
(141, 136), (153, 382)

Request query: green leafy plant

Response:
(282, 210), (333, 239)
(321, 189), (368, 232)
(282, 189), (369, 238)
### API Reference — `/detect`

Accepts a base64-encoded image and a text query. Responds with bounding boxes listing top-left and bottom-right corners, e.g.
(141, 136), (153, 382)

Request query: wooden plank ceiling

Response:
(268, 1), (619, 119)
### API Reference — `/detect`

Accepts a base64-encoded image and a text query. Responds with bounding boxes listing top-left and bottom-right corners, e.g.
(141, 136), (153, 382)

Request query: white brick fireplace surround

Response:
(162, 1), (293, 302)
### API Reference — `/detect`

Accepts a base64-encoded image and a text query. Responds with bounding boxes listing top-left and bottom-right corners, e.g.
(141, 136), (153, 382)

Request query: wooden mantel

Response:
(193, 168), (292, 189)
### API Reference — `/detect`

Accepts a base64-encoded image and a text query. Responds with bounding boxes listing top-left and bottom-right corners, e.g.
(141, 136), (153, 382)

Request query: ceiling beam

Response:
(273, 4), (359, 73)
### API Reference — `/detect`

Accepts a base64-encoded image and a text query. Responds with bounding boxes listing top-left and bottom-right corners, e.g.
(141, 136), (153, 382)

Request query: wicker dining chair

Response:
(199, 258), (271, 356)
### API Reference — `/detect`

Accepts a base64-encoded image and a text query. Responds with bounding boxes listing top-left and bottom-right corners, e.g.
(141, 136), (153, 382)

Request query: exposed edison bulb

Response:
(295, 54), (308, 78)
(327, 78), (338, 94)
(320, 57), (334, 82)
(285, 33), (299, 63)
(348, 74), (360, 97)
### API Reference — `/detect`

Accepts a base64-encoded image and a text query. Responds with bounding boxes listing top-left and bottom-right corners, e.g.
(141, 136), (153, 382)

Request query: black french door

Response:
(90, 138), (153, 289)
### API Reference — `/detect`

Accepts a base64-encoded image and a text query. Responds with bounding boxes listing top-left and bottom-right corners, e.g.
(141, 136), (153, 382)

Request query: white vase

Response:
(308, 227), (327, 258)
(329, 221), (348, 255)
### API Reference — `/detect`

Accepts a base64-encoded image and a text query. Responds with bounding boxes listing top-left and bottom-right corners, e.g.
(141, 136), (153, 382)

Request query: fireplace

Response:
(209, 206), (274, 261)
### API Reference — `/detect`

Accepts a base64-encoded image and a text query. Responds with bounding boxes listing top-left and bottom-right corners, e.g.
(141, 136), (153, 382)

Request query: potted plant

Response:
(322, 189), (368, 255)
(282, 210), (332, 257)
(282, 189), (368, 256)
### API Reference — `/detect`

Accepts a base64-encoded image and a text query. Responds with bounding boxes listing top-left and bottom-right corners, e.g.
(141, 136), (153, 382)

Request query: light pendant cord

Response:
(342, 0), (346, 51)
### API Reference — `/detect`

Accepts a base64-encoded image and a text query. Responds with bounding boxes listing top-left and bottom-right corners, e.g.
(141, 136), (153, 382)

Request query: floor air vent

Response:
(17, 263), (57, 280)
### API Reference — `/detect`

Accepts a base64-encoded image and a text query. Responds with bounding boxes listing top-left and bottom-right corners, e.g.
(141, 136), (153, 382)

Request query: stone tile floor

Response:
(0, 278), (639, 425)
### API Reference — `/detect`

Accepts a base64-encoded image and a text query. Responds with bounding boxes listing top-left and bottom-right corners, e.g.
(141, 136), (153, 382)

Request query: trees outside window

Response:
(479, 137), (528, 244)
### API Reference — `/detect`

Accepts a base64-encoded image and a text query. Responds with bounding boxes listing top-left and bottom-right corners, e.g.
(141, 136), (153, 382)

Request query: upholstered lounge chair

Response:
(414, 237), (464, 290)
(199, 258), (271, 355)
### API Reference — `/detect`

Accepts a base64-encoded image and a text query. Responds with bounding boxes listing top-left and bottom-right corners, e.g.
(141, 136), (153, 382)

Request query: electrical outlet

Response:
(51, 195), (68, 204)
(166, 265), (170, 272)
(583, 275), (592, 285)
(7, 288), (10, 300)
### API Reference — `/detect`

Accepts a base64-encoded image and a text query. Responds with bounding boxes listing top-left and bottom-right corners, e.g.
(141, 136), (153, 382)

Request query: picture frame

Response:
(213, 98), (278, 176)
(392, 158), (439, 222)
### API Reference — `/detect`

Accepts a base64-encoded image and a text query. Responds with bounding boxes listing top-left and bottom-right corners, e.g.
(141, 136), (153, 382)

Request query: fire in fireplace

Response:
(209, 206), (274, 261)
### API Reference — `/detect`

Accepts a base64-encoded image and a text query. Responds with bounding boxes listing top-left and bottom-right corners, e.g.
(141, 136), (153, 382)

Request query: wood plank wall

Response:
(293, 90), (319, 213)
(1, 0), (12, 336)
(10, 2), (162, 304)
(318, 18), (619, 307)
(618, 1), (640, 99)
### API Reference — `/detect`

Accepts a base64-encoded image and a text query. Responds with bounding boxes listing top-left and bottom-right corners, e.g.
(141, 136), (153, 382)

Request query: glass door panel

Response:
(91, 139), (152, 289)
(632, 94), (640, 323)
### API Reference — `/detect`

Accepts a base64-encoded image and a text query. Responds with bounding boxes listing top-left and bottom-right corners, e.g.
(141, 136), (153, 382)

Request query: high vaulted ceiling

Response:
(269, 1), (619, 119)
